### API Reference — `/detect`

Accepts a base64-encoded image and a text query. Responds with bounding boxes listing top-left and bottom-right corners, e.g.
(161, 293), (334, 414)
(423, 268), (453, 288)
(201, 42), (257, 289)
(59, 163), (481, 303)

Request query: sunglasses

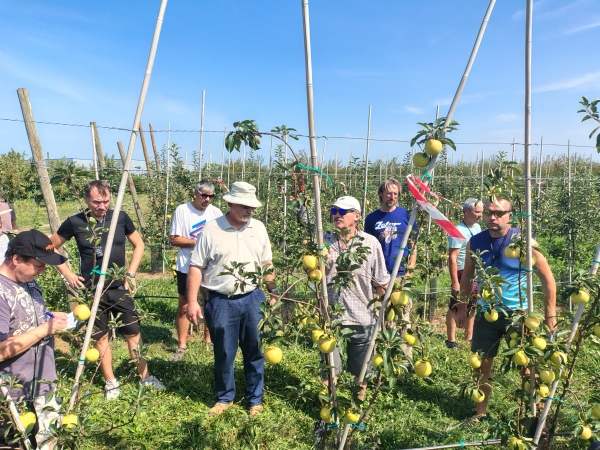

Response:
(197, 192), (215, 199)
(330, 207), (357, 216)
(483, 209), (512, 218)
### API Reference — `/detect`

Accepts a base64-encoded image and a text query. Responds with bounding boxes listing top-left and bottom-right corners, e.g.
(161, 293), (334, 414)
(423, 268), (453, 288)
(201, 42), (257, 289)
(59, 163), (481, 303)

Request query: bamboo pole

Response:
(138, 123), (154, 180)
(523, 0), (536, 417)
(67, 0), (168, 411)
(533, 244), (600, 444)
(91, 123), (99, 180)
(0, 385), (34, 450)
(339, 1), (497, 447)
(220, 127), (226, 181)
(282, 136), (288, 255)
(117, 142), (146, 229)
(567, 140), (573, 311)
(91, 121), (105, 170)
(265, 136), (273, 225)
(198, 89), (205, 180)
(148, 123), (162, 174)
(163, 123), (171, 274)
(361, 105), (372, 222)
(301, 0), (339, 444)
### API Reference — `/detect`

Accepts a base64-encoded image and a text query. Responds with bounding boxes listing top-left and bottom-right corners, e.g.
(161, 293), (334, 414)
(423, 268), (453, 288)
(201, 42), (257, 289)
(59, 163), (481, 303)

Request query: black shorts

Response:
(92, 287), (141, 338)
(471, 311), (517, 358)
(176, 271), (187, 296)
(176, 270), (205, 303)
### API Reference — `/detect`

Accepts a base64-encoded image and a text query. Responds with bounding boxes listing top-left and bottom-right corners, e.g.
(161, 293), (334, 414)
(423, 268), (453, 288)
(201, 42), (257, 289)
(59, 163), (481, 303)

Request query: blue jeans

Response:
(204, 289), (265, 406)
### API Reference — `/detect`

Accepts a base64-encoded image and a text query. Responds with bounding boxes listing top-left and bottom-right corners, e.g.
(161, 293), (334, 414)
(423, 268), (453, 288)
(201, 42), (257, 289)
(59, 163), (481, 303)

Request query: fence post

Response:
(117, 142), (146, 229)
(139, 123), (154, 180)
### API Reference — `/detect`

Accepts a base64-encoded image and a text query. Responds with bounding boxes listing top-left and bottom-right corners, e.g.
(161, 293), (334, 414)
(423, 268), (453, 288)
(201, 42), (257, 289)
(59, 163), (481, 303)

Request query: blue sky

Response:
(1, 0), (599, 167)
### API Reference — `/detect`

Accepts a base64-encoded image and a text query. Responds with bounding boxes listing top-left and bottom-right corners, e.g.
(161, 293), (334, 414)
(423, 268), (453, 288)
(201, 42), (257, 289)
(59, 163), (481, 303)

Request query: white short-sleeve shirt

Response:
(170, 202), (223, 273)
(189, 215), (273, 295)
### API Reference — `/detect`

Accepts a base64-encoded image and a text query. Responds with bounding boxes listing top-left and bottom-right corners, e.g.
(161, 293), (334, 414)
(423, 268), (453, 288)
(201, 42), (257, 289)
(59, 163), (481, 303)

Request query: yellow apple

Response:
(471, 389), (485, 403)
(403, 333), (418, 346)
(424, 139), (443, 156)
(414, 360), (432, 378)
(19, 411), (36, 430)
(302, 255), (318, 270)
(85, 348), (100, 363)
(308, 269), (323, 282)
(468, 354), (482, 369)
(318, 337), (337, 354)
(412, 152), (429, 168)
(484, 308), (498, 322)
(372, 354), (384, 369)
(73, 304), (91, 322)
(571, 289), (590, 304)
(62, 414), (78, 429)
(390, 291), (410, 306)
(264, 345), (282, 364)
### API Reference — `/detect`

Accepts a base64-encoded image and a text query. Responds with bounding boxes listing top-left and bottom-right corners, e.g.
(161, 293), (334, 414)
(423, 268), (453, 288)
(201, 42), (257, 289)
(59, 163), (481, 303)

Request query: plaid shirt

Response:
(324, 230), (391, 326)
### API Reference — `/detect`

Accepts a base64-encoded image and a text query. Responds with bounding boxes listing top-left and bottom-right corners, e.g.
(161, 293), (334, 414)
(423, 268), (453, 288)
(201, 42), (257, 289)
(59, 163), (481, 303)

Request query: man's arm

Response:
(262, 260), (277, 306)
(186, 265), (204, 325)
(125, 231), (145, 292)
(533, 249), (557, 331)
(169, 235), (196, 248)
(0, 313), (67, 361)
(448, 248), (460, 292)
(50, 233), (85, 289)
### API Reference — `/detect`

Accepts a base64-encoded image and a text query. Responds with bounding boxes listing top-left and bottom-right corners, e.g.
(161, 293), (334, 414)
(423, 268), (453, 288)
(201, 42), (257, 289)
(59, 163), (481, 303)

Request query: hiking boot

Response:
(170, 348), (186, 362)
(249, 405), (263, 417)
(446, 340), (459, 350)
(209, 402), (233, 417)
(105, 378), (121, 401)
(140, 375), (165, 390)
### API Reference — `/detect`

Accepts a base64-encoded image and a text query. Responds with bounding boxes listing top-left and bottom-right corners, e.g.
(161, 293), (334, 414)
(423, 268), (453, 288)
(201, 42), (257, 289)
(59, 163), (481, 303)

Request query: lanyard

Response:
(461, 221), (475, 238)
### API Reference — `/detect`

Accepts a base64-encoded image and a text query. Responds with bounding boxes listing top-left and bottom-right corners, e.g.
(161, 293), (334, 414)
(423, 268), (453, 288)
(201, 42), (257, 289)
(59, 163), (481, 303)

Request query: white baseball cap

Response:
(223, 181), (262, 208)
(331, 196), (361, 213)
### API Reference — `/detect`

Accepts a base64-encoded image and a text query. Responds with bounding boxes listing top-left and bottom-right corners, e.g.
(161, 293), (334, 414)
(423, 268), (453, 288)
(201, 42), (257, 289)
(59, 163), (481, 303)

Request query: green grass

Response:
(43, 275), (597, 450)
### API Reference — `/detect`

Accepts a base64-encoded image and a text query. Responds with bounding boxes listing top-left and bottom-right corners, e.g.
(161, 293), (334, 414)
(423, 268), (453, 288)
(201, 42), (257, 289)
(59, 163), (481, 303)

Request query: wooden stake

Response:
(138, 123), (154, 180)
(91, 121), (105, 170)
(117, 142), (146, 229)
(148, 122), (162, 174)
(16, 88), (63, 235)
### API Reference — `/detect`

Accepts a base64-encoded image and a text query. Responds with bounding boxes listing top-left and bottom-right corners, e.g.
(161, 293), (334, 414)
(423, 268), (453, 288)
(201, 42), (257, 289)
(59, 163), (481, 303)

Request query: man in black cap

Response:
(0, 230), (68, 449)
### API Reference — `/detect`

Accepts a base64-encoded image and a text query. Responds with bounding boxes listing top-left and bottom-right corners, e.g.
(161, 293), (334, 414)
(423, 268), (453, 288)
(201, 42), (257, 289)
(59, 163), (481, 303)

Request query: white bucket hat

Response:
(332, 196), (361, 213)
(223, 182), (262, 208)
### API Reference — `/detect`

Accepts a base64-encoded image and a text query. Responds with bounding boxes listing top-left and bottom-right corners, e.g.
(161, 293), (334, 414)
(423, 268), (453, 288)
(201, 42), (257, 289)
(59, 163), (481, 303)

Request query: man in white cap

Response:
(322, 196), (390, 399)
(186, 181), (277, 417)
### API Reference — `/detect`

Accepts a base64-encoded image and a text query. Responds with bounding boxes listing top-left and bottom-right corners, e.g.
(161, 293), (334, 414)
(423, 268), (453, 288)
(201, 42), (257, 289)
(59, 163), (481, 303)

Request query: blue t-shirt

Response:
(469, 228), (526, 311)
(364, 207), (417, 275)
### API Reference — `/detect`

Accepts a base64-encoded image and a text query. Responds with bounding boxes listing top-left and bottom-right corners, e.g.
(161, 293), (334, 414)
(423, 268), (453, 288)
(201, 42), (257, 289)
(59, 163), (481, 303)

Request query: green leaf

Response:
(581, 115), (591, 122)
(589, 125), (600, 139)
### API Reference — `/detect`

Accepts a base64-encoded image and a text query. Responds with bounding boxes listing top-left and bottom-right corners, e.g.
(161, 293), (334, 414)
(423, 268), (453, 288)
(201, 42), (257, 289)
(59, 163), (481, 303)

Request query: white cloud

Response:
(534, 71), (600, 93)
(563, 21), (600, 35)
(496, 113), (519, 121)
(404, 105), (424, 114)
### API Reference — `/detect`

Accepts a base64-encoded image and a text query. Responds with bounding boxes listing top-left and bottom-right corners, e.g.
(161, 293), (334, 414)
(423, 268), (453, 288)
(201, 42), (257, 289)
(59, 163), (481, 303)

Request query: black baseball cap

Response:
(8, 230), (68, 266)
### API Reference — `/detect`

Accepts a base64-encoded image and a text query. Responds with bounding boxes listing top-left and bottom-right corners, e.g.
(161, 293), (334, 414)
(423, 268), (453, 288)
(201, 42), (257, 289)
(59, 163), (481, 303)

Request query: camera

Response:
(95, 247), (104, 258)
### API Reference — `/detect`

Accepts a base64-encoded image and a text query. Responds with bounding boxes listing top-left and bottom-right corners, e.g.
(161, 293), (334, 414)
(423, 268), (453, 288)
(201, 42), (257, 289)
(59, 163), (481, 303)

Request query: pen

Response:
(45, 312), (56, 319)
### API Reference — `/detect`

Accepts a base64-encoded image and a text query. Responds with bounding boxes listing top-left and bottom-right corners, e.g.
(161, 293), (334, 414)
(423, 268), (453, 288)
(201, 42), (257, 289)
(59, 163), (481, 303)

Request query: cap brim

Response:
(36, 253), (68, 266)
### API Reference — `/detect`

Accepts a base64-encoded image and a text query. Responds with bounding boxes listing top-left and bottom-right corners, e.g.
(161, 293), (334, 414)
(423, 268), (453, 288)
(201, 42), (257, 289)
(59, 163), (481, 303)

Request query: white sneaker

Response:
(105, 378), (121, 400)
(140, 375), (164, 390)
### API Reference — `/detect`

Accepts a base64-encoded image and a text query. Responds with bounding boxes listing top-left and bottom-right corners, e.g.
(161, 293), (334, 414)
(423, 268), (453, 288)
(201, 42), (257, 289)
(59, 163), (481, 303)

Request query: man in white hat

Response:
(321, 196), (390, 399)
(186, 181), (277, 417)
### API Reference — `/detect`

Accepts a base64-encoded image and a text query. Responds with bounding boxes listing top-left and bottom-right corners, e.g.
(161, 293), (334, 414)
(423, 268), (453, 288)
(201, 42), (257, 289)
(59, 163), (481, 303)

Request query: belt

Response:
(207, 289), (255, 300)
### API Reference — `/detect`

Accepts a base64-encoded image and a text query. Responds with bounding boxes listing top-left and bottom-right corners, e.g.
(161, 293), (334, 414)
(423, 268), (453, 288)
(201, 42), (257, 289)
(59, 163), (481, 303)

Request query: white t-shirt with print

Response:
(170, 202), (223, 273)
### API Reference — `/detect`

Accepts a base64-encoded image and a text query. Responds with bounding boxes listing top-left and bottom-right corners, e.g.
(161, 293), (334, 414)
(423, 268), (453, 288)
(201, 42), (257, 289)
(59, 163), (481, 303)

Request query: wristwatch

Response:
(126, 272), (136, 278)
(269, 288), (278, 294)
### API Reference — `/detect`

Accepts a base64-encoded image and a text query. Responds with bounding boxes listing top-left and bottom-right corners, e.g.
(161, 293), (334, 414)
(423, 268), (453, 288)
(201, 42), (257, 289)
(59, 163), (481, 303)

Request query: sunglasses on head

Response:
(197, 192), (215, 199)
(330, 207), (356, 216)
(483, 209), (512, 218)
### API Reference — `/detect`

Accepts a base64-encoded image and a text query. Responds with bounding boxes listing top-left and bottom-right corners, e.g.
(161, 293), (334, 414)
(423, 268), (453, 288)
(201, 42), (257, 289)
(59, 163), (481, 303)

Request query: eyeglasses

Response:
(197, 192), (215, 199)
(483, 209), (512, 218)
(330, 207), (357, 216)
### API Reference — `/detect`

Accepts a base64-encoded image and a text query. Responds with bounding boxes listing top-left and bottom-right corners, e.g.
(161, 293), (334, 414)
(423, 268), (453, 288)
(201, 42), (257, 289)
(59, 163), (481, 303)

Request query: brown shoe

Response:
(209, 402), (233, 416)
(249, 405), (263, 417)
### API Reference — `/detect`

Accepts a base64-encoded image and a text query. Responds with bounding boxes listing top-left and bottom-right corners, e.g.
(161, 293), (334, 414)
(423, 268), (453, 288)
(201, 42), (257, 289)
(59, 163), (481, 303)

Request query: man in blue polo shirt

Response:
(460, 196), (556, 419)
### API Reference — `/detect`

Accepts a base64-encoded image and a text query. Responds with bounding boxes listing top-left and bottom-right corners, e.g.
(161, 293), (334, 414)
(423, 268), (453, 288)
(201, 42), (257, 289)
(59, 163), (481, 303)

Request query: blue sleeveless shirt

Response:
(469, 228), (527, 311)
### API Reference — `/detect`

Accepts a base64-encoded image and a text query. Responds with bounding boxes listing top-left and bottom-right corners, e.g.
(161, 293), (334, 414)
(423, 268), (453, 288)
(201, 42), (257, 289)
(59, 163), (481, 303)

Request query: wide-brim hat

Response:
(223, 182), (262, 208)
(332, 196), (361, 213)
(8, 230), (68, 266)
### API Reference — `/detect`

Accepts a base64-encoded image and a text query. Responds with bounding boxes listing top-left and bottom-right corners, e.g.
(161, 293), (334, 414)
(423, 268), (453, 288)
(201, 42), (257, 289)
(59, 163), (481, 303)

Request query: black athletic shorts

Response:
(176, 271), (188, 296)
(92, 287), (141, 338)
